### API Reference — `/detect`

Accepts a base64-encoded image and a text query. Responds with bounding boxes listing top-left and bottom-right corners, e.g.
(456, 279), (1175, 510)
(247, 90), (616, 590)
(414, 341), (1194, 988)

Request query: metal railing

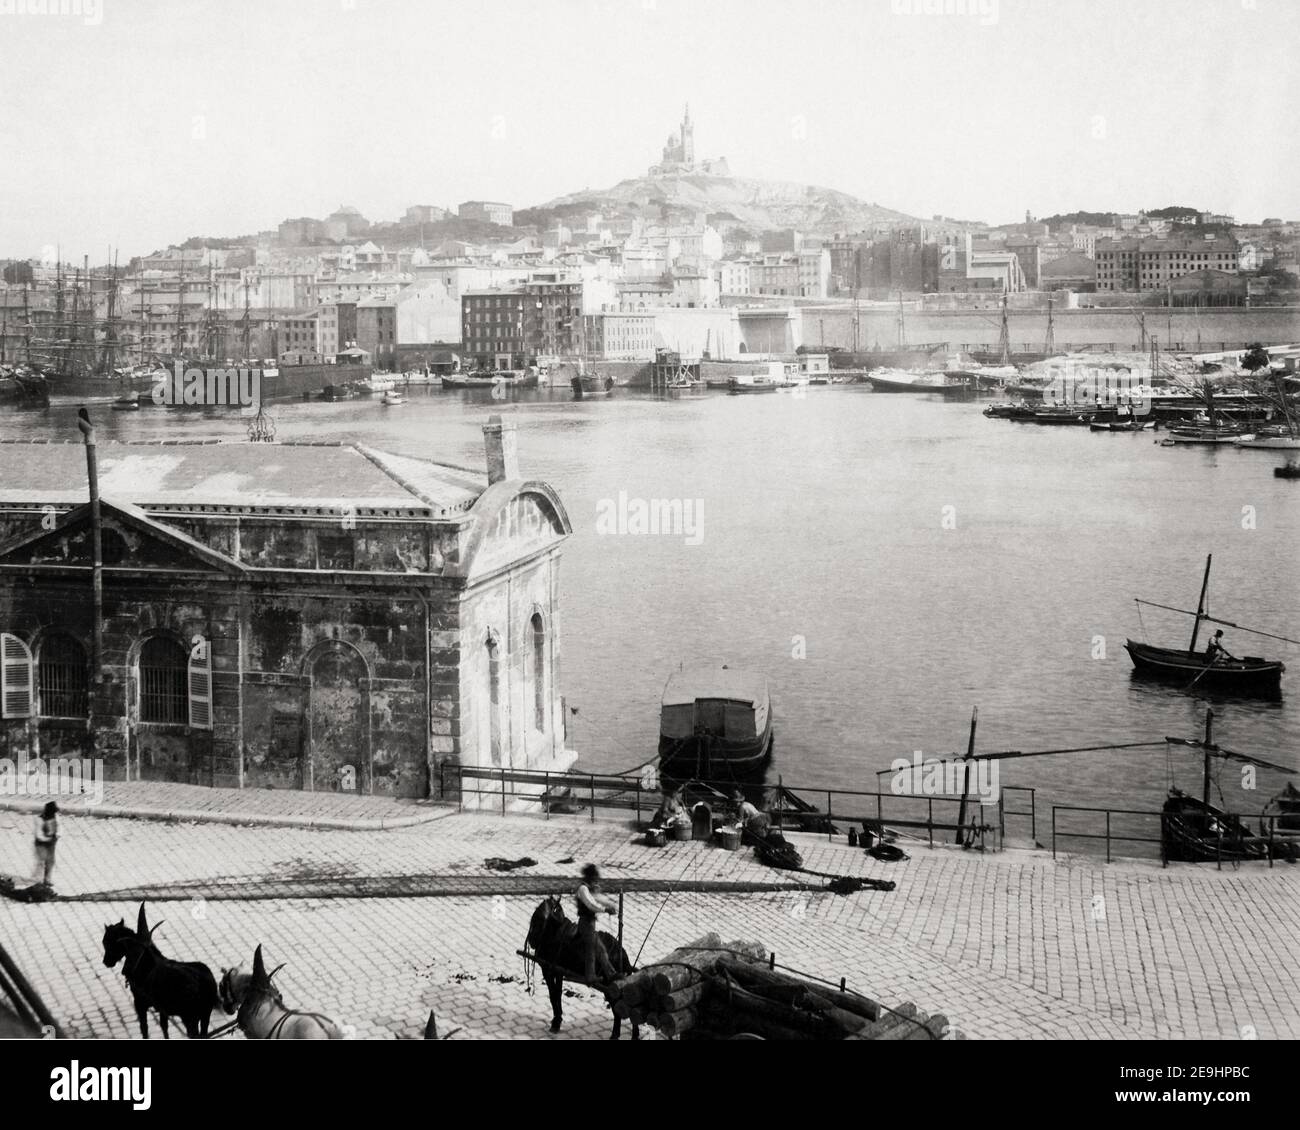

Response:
(999, 785), (1036, 843)
(443, 763), (996, 848)
(1050, 804), (1300, 868)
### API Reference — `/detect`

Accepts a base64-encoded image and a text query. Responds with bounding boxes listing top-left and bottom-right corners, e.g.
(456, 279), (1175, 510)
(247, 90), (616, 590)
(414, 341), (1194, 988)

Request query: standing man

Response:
(32, 801), (58, 889)
(574, 864), (618, 983)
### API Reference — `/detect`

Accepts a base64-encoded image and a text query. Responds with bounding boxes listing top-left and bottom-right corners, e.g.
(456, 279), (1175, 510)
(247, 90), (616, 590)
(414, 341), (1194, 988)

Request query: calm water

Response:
(10, 386), (1300, 846)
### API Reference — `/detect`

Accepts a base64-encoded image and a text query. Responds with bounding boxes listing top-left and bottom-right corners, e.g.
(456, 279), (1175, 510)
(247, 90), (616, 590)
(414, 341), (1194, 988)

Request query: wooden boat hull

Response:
(1274, 465), (1300, 479)
(1124, 640), (1284, 693)
(728, 382), (779, 394)
(441, 372), (539, 389)
(1162, 790), (1268, 863)
(658, 725), (773, 779)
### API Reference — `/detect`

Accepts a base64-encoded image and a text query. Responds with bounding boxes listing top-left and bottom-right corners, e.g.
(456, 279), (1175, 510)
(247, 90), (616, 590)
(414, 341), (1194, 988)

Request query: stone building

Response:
(0, 419), (575, 800)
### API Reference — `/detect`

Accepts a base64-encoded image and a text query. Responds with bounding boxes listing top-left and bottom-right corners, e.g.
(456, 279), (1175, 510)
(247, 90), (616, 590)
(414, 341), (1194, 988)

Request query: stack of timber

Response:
(601, 933), (949, 1040)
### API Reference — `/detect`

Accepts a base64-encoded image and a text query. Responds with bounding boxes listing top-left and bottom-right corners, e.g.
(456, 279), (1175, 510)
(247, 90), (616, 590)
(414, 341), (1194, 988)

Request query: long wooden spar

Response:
(1133, 599), (1300, 648)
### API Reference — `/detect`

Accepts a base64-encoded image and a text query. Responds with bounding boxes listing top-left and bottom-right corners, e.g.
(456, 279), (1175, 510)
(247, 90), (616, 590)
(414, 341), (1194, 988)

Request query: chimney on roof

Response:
(483, 415), (519, 484)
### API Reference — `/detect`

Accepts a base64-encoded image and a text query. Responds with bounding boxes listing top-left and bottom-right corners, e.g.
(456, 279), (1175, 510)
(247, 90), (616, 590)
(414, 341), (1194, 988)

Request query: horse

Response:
(525, 896), (637, 1040)
(100, 904), (218, 1039)
(219, 945), (345, 1039)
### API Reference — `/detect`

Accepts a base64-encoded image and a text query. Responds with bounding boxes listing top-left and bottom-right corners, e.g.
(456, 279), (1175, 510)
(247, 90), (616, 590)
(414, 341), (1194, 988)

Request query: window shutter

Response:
(1, 633), (34, 719)
(188, 642), (212, 730)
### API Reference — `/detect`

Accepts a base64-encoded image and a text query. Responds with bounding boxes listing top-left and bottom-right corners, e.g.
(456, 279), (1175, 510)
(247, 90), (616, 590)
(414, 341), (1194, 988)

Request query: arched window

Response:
(139, 637), (188, 724)
(530, 613), (546, 732)
(39, 633), (89, 718)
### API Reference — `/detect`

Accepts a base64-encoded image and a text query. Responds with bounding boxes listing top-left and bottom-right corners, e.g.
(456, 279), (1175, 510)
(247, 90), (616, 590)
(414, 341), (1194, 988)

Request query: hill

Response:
(525, 173), (920, 236)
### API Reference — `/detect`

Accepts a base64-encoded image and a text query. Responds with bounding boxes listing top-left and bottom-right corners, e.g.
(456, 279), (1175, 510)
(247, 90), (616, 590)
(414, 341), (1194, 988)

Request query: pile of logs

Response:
(603, 933), (951, 1040)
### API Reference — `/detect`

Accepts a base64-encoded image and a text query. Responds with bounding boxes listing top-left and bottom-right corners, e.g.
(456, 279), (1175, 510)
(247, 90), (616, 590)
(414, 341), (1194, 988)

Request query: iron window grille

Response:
(139, 638), (188, 724)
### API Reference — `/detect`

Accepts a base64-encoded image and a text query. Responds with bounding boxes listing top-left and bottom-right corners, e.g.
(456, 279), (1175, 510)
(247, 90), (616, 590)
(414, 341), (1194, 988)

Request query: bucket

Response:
(670, 821), (692, 842)
(718, 827), (741, 851)
(645, 829), (667, 848)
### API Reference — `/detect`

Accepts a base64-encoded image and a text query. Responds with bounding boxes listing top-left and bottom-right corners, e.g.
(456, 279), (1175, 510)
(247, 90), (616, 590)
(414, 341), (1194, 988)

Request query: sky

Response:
(1, 0), (1297, 262)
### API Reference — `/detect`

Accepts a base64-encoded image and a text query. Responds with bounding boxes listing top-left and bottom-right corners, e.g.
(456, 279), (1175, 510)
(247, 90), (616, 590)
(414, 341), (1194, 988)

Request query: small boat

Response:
(1234, 428), (1300, 450)
(658, 666), (774, 780)
(1089, 417), (1153, 432)
(1162, 790), (1269, 863)
(1275, 462), (1300, 479)
(318, 383), (359, 401)
(1029, 405), (1095, 426)
(1263, 781), (1300, 833)
(983, 402), (1036, 420)
(665, 377), (706, 398)
(111, 394), (141, 411)
(441, 369), (539, 390)
(1165, 427), (1250, 445)
(1125, 554), (1289, 695)
(1161, 711), (1295, 862)
(571, 371), (615, 399)
(359, 375), (397, 394)
(380, 390), (406, 406)
(728, 376), (779, 394)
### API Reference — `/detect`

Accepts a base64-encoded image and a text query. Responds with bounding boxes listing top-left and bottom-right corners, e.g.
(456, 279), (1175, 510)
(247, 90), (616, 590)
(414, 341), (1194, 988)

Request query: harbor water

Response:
(10, 385), (1300, 850)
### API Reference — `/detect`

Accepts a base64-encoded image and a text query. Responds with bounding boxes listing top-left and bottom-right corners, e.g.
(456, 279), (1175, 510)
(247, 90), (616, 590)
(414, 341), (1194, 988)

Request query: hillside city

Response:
(2, 105), (1298, 377)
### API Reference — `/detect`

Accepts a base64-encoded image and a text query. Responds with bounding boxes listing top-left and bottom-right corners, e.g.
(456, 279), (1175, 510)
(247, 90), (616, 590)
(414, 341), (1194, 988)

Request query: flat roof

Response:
(662, 666), (769, 708)
(0, 441), (485, 516)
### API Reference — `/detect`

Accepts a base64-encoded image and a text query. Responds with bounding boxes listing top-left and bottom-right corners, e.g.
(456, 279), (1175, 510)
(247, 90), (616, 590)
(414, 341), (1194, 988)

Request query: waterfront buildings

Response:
(0, 420), (575, 800)
(1095, 234), (1240, 292)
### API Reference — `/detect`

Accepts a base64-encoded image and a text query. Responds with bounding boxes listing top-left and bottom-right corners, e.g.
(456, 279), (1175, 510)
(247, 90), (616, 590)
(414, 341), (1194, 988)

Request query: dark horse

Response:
(525, 896), (638, 1040)
(101, 903), (218, 1039)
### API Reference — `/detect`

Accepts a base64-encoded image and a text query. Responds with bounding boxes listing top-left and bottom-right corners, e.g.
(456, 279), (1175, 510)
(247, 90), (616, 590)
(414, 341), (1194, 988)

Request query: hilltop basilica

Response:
(648, 105), (730, 177)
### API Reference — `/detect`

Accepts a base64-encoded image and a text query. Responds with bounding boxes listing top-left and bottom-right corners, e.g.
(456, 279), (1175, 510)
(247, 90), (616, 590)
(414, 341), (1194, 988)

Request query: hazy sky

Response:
(2, 0), (1297, 261)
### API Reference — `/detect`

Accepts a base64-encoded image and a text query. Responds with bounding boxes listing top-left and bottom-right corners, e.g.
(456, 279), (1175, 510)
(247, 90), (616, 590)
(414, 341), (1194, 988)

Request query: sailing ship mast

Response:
(997, 293), (1010, 365)
(896, 291), (905, 349)
(99, 251), (120, 376)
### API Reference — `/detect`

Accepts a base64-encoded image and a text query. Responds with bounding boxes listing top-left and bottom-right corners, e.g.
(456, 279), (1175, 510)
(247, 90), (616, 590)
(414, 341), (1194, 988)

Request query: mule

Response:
(100, 904), (217, 1039)
(525, 896), (638, 1040)
(219, 945), (345, 1040)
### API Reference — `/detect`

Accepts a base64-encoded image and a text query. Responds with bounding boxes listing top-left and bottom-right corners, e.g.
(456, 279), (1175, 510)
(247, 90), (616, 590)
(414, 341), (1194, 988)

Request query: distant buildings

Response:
(458, 201), (515, 227)
(461, 279), (583, 368)
(404, 205), (449, 225)
(1095, 234), (1239, 292)
(581, 312), (656, 360)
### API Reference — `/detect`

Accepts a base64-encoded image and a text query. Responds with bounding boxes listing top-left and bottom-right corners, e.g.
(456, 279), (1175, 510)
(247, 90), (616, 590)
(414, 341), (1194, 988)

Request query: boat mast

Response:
(1201, 709), (1214, 811)
(1188, 553), (1212, 654)
(954, 706), (978, 845)
(997, 294), (1010, 365)
(896, 291), (905, 349)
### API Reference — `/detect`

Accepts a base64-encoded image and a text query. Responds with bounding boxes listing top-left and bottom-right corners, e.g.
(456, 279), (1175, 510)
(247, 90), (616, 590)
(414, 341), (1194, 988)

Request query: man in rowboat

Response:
(1204, 630), (1236, 664)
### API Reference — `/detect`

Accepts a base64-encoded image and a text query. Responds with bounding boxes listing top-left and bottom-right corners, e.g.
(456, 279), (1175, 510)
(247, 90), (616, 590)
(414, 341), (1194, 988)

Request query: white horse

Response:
(218, 945), (346, 1040)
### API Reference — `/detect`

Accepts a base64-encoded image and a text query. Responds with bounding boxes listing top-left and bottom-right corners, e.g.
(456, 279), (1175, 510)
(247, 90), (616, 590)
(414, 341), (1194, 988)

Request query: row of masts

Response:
(2, 257), (263, 376)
